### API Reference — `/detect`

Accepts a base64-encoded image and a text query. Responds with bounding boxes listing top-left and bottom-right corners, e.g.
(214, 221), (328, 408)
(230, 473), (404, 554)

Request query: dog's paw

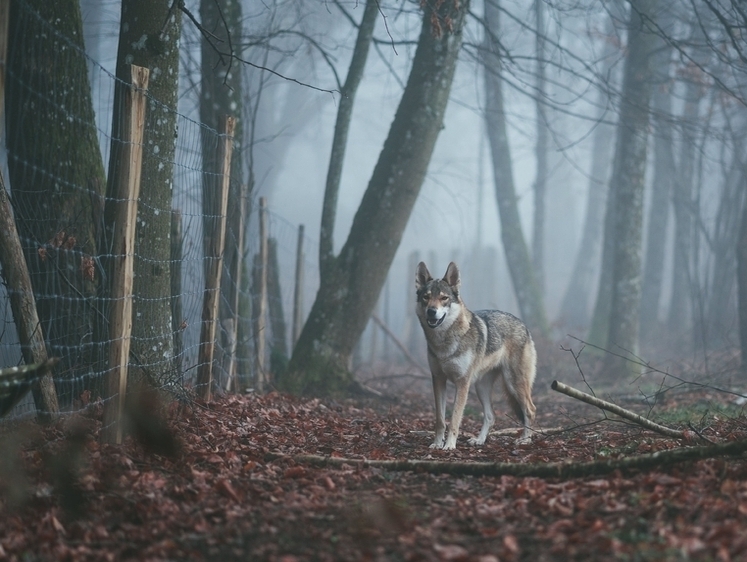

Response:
(467, 436), (486, 446)
(443, 437), (457, 450)
(515, 435), (532, 445)
(429, 441), (444, 449)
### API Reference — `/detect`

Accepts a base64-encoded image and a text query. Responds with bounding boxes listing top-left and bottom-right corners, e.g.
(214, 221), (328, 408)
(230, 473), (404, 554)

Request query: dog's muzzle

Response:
(426, 308), (445, 328)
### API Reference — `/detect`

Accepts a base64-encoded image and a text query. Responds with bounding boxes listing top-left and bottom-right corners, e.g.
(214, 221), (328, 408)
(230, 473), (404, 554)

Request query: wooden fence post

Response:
(170, 210), (184, 379)
(255, 197), (269, 392)
(197, 115), (236, 401)
(292, 224), (305, 347)
(267, 238), (288, 362)
(403, 250), (420, 355)
(101, 65), (149, 444)
(223, 182), (247, 392)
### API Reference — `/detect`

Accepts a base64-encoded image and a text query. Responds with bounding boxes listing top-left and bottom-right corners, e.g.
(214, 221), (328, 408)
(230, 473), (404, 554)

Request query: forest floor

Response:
(1, 346), (747, 561)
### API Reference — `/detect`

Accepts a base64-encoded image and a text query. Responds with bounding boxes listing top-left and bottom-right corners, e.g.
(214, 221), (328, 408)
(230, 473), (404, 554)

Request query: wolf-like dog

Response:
(415, 261), (537, 449)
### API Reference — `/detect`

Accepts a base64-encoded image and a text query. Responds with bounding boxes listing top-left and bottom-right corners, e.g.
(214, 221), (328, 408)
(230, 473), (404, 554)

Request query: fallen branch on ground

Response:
(266, 439), (747, 478)
(551, 380), (692, 440)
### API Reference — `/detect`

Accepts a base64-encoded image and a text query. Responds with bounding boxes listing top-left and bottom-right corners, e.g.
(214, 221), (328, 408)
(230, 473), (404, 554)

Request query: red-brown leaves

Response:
(0, 390), (745, 560)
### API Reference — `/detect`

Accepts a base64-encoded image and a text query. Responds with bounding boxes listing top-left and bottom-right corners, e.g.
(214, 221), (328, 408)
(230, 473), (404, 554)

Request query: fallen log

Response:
(265, 439), (747, 479)
(551, 380), (689, 440)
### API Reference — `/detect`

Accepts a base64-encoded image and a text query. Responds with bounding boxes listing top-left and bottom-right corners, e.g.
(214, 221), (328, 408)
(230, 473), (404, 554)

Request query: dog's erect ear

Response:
(415, 262), (432, 291)
(444, 262), (461, 293)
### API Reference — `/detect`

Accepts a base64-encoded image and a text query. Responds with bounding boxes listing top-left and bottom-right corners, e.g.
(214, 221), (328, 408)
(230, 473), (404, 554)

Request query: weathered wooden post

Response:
(222, 182), (247, 392)
(102, 65), (149, 444)
(170, 210), (184, 379)
(255, 197), (269, 392)
(197, 115), (236, 401)
(292, 224), (305, 347)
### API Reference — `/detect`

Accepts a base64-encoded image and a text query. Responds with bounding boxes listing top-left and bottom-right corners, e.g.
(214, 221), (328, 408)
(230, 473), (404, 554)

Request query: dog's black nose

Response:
(427, 308), (437, 318)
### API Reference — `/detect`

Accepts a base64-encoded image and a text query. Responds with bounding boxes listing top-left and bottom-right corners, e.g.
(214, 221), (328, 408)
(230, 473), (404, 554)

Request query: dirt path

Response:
(1, 382), (746, 561)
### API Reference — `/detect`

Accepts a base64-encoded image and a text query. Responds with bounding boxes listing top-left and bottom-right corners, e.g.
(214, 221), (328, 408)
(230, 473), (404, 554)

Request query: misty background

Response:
(2, 0), (744, 394)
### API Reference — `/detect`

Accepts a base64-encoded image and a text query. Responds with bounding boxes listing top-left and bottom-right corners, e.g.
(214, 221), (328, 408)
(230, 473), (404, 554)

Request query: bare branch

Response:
(179, 1), (338, 95)
(551, 380), (692, 440)
(567, 335), (747, 402)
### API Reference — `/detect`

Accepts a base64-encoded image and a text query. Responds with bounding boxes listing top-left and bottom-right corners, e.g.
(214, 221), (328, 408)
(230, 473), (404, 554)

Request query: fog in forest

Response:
(11, 0), (745, 385)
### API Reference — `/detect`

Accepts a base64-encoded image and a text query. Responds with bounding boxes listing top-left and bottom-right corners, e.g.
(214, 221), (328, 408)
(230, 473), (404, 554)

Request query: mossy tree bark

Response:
(6, 0), (106, 404)
(280, 0), (470, 395)
(107, 0), (181, 387)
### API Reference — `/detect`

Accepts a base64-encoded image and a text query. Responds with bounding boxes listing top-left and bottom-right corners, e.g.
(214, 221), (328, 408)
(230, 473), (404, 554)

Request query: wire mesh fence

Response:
(0, 0), (321, 425)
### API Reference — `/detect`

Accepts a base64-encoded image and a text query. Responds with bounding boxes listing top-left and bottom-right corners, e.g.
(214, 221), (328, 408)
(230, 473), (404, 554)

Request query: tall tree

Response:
(6, 0), (107, 402)
(639, 5), (676, 343)
(532, 0), (548, 291)
(597, 0), (659, 376)
(318, 0), (379, 281)
(483, 0), (548, 336)
(738, 183), (747, 374)
(199, 0), (247, 389)
(280, 0), (470, 395)
(558, 13), (620, 330)
(107, 0), (182, 387)
(703, 111), (747, 348)
(666, 24), (709, 345)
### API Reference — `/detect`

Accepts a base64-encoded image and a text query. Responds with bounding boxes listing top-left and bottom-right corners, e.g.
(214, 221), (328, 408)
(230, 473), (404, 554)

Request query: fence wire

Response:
(0, 0), (320, 422)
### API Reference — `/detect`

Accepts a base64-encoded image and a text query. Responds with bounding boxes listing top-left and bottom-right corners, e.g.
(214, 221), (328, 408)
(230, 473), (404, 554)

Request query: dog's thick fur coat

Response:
(415, 262), (537, 449)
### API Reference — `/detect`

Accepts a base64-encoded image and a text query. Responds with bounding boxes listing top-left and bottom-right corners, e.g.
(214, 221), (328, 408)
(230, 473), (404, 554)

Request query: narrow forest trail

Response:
(1, 379), (746, 561)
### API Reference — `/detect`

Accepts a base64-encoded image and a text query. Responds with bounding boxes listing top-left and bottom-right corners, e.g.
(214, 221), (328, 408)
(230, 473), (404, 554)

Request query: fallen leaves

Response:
(0, 389), (745, 561)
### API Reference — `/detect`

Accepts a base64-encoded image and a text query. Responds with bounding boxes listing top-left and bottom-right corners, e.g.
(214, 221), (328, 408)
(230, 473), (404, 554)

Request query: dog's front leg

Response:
(430, 373), (447, 448)
(444, 377), (470, 450)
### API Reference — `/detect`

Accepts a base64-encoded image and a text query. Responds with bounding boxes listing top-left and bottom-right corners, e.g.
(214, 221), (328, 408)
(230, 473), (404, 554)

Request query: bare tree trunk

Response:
(532, 0), (548, 291)
(704, 140), (747, 348)
(600, 0), (659, 377)
(108, 0), (181, 388)
(558, 20), (618, 329)
(639, 7), (676, 343)
(738, 189), (747, 374)
(281, 0), (470, 395)
(667, 24), (709, 346)
(483, 0), (547, 337)
(199, 0), (247, 388)
(318, 0), (378, 278)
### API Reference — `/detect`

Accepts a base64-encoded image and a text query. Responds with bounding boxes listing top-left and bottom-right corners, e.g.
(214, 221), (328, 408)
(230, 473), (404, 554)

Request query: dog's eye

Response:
(440, 296), (449, 303)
